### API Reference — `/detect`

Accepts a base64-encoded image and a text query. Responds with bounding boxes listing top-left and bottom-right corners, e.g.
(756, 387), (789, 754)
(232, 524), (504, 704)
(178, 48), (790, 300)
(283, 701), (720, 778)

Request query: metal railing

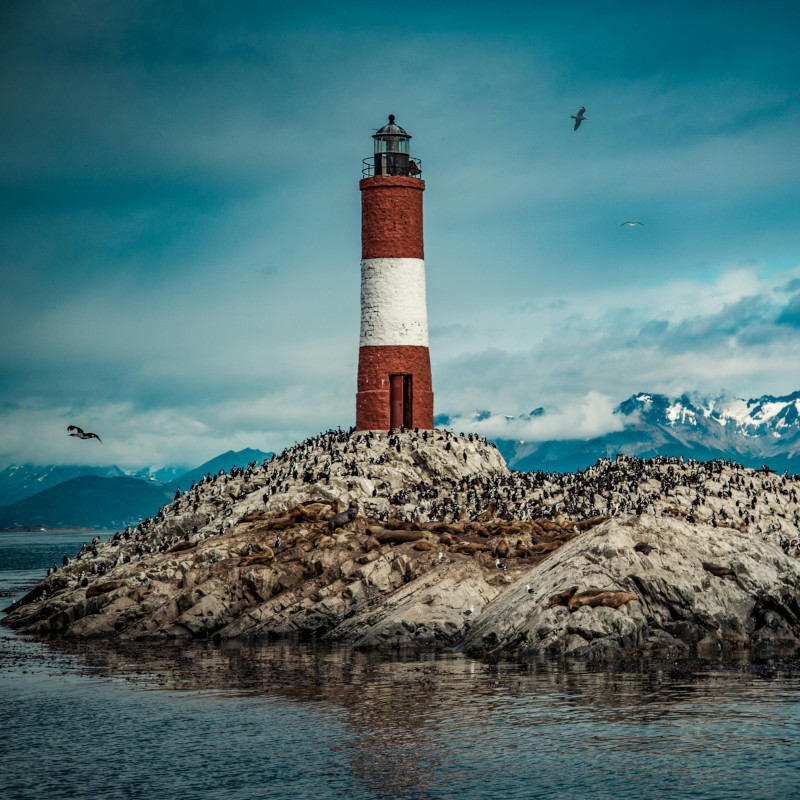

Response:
(362, 156), (423, 178)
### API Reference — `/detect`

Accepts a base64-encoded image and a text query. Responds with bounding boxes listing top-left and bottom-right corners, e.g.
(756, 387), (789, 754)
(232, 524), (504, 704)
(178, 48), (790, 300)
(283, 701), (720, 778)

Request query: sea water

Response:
(1, 530), (800, 800)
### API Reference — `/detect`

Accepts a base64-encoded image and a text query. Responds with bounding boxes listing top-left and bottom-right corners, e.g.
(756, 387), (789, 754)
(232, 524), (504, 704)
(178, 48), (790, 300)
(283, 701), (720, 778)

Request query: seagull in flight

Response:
(133, 475), (167, 486)
(571, 106), (587, 130)
(67, 425), (101, 443)
(620, 221), (645, 227)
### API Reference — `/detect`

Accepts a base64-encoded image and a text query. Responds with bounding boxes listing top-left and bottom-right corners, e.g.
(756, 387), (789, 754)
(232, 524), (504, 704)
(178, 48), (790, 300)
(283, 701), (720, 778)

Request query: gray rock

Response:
(463, 514), (800, 658)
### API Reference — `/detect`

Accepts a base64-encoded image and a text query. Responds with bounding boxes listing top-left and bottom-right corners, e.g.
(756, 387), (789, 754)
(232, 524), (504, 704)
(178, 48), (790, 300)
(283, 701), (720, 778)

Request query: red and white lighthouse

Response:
(356, 115), (434, 431)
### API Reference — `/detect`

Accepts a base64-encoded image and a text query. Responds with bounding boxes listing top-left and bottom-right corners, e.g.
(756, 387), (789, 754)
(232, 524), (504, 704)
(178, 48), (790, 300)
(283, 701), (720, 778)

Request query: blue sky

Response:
(1, 0), (799, 469)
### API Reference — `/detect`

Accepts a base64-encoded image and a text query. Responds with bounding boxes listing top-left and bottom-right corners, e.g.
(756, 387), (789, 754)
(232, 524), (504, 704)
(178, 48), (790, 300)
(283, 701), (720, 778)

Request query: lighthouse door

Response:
(390, 375), (413, 428)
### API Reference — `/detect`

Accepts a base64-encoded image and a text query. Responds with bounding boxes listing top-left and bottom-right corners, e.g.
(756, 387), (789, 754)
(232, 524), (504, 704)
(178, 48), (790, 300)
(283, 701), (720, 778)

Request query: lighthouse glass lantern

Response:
(356, 115), (434, 431)
(372, 114), (411, 176)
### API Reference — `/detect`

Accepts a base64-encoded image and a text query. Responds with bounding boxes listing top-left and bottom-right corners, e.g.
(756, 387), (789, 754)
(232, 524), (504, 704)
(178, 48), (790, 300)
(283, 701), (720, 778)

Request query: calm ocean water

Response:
(2, 530), (800, 800)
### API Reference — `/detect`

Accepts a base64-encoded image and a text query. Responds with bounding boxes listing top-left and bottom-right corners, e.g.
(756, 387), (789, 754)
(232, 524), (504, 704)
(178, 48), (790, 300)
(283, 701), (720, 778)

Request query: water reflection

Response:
(5, 637), (795, 800)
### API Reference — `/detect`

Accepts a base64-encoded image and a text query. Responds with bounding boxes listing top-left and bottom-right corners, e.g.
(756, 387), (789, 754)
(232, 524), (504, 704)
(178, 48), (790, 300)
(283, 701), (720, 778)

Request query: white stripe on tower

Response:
(359, 257), (429, 347)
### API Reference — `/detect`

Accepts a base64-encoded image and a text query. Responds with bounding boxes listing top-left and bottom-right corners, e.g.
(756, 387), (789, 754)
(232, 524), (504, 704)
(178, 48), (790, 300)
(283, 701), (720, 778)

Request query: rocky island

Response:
(5, 428), (800, 660)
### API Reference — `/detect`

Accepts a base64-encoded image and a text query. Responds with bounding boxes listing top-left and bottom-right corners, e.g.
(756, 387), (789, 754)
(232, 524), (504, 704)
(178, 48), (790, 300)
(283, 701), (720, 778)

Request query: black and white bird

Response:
(462, 605), (475, 618)
(134, 475), (167, 486)
(526, 584), (534, 594)
(571, 106), (587, 130)
(620, 221), (644, 227)
(495, 558), (507, 570)
(67, 425), (101, 443)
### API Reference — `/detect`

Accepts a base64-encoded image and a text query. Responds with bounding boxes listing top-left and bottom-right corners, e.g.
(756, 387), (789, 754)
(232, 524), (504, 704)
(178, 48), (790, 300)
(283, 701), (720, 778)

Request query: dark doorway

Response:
(390, 374), (413, 428)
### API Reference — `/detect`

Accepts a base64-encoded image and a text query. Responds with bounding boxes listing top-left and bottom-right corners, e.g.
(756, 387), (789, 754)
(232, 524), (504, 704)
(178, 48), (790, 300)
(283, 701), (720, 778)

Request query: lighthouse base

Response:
(356, 345), (434, 431)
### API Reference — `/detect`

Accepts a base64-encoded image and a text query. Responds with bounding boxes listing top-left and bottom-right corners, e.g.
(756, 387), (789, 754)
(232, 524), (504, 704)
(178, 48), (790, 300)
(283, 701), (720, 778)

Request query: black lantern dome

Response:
(366, 115), (422, 178)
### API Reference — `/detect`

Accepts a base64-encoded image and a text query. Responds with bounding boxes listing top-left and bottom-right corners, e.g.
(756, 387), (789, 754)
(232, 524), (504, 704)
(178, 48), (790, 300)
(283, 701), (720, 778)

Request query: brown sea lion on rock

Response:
(531, 541), (562, 554)
(548, 586), (578, 607)
(168, 541), (196, 553)
(373, 528), (426, 544)
(329, 500), (359, 533)
(451, 541), (487, 555)
(568, 589), (638, 611)
(535, 518), (563, 533)
(240, 547), (275, 566)
(572, 515), (610, 531)
(86, 580), (127, 598)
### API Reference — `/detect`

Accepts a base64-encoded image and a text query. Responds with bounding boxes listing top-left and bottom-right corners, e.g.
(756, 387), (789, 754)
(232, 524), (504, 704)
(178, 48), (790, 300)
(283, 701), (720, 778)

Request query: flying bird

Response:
(134, 475), (167, 486)
(620, 221), (645, 227)
(571, 106), (587, 130)
(67, 425), (101, 443)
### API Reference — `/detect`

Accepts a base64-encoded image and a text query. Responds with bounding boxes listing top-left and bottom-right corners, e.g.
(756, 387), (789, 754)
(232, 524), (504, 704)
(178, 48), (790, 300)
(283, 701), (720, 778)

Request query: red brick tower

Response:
(356, 115), (434, 431)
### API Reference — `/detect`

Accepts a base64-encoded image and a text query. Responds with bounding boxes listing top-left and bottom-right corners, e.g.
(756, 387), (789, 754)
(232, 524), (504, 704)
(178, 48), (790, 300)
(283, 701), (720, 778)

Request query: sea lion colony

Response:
(5, 427), (800, 648)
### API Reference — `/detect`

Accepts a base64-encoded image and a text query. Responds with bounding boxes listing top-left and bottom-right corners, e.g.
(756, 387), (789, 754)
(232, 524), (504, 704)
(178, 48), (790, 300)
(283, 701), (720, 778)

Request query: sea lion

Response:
(547, 586), (578, 607)
(373, 528), (426, 544)
(329, 500), (359, 533)
(413, 540), (437, 551)
(168, 541), (196, 553)
(568, 589), (638, 611)
(86, 580), (127, 598)
(240, 547), (275, 566)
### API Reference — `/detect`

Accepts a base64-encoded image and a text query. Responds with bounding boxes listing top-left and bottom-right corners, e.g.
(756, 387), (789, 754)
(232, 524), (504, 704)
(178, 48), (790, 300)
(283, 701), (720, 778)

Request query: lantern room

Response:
(364, 114), (422, 178)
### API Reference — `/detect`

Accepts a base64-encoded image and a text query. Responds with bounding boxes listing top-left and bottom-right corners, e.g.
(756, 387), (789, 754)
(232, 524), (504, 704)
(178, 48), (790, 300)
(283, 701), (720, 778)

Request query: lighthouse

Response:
(356, 115), (434, 431)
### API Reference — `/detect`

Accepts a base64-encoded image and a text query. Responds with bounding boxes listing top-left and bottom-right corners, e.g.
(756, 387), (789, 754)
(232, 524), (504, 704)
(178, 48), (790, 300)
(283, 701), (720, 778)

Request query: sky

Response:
(1, 0), (799, 470)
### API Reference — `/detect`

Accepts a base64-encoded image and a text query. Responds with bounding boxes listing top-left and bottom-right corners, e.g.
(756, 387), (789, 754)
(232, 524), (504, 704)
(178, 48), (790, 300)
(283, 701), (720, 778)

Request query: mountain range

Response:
(0, 448), (273, 530)
(5, 390), (800, 529)
(441, 390), (800, 474)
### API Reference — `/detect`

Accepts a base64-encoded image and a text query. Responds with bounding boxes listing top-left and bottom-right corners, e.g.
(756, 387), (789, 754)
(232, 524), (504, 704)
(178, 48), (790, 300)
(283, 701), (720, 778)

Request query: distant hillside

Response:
(439, 391), (800, 474)
(169, 448), (273, 490)
(0, 464), (128, 507)
(0, 448), (274, 530)
(0, 476), (172, 531)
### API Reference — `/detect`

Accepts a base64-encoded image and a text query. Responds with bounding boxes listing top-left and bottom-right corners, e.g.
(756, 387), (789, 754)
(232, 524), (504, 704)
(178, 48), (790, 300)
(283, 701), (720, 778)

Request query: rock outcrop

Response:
(463, 514), (800, 659)
(5, 428), (800, 659)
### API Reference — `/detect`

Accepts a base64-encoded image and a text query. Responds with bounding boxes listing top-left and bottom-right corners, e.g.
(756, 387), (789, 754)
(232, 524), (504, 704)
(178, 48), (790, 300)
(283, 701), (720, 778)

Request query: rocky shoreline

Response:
(5, 428), (800, 659)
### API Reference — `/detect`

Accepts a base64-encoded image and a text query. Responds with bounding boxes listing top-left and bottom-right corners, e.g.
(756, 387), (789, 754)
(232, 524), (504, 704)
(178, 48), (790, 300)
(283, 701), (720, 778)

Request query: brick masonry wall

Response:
(356, 344), (434, 430)
(360, 176), (425, 260)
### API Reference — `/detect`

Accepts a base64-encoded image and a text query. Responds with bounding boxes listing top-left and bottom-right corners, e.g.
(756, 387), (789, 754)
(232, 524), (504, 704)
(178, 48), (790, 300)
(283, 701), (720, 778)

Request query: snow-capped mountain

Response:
(443, 391), (800, 474)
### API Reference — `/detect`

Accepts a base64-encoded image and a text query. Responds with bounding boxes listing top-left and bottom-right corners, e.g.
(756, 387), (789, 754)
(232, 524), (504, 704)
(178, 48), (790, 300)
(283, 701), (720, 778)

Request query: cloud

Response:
(433, 263), (800, 430)
(2, 2), (800, 468)
(446, 391), (628, 442)
(776, 292), (800, 327)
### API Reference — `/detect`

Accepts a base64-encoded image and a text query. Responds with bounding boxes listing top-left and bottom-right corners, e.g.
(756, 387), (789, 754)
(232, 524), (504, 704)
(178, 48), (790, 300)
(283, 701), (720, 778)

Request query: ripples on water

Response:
(2, 531), (800, 799)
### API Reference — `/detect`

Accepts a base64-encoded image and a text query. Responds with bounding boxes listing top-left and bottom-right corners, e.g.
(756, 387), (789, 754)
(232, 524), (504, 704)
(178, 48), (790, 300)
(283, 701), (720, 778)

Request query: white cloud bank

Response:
(445, 391), (629, 442)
